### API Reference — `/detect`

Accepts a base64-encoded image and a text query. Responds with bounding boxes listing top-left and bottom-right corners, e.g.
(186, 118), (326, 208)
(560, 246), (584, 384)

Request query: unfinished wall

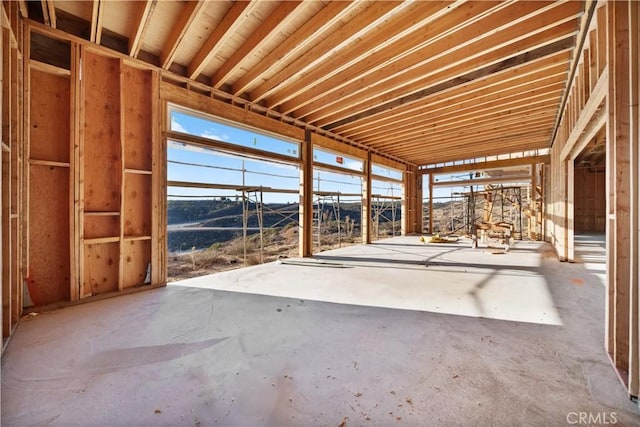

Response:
(2, 2), (23, 343)
(574, 166), (605, 233)
(548, 0), (640, 398)
(20, 28), (164, 311)
(548, 1), (607, 260)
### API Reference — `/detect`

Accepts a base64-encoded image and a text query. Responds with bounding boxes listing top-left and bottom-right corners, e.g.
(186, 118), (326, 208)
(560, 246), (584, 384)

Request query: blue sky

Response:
(168, 110), (404, 204)
(167, 109), (486, 205)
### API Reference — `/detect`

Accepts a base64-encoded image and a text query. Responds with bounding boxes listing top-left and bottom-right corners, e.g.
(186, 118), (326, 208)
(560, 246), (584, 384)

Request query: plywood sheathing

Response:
(27, 68), (71, 306)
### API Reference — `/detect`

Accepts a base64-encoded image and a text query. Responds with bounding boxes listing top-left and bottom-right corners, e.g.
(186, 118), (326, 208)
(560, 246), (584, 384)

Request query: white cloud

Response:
(344, 160), (364, 172)
(201, 129), (230, 141)
(171, 118), (188, 133)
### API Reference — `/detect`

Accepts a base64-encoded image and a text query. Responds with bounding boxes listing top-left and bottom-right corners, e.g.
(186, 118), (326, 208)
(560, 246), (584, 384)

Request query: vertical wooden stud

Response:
(627, 0), (639, 399)
(428, 173), (434, 234)
(606, 0), (631, 376)
(361, 151), (372, 244)
(118, 58), (125, 291)
(567, 160), (575, 262)
(299, 129), (313, 257)
(69, 42), (79, 301)
(151, 73), (164, 285)
(77, 44), (86, 299)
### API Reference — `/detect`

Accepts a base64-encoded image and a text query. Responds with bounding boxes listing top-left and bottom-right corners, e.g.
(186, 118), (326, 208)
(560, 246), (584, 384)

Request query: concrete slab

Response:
(2, 237), (638, 426)
(177, 236), (562, 325)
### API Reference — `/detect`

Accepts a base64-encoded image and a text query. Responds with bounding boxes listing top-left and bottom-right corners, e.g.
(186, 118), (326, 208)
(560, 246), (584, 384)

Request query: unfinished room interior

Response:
(1, 0), (639, 425)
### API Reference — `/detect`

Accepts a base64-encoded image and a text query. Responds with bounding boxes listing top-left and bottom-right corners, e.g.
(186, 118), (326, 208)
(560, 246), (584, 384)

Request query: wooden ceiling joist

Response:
(41, 0), (56, 28)
(231, 1), (353, 96)
(160, 1), (205, 69)
(249, 1), (401, 103)
(90, 0), (104, 43)
(187, 1), (251, 80)
(310, 23), (578, 128)
(347, 79), (566, 142)
(272, 0), (461, 113)
(277, 0), (505, 117)
(372, 123), (555, 157)
(292, 1), (581, 125)
(325, 37), (575, 132)
(361, 86), (564, 138)
(339, 53), (572, 136)
(364, 102), (560, 148)
(423, 155), (550, 175)
(211, 1), (303, 89)
(41, 0), (588, 167)
(129, 0), (156, 58)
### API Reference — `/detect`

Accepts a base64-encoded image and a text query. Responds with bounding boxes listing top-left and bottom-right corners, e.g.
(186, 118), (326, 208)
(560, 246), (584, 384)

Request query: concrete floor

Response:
(2, 236), (638, 426)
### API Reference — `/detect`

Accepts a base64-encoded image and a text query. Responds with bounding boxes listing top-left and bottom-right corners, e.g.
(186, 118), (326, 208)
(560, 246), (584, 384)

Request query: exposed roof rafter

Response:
(160, 1), (206, 69)
(129, 0), (157, 58)
(187, 1), (251, 80)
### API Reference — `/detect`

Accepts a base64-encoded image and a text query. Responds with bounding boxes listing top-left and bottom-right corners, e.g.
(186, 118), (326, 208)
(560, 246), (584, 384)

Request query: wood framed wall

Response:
(162, 79), (414, 254)
(16, 24), (165, 315)
(1, 1), (24, 344)
(548, 0), (640, 398)
(549, 0), (607, 261)
(574, 165), (606, 233)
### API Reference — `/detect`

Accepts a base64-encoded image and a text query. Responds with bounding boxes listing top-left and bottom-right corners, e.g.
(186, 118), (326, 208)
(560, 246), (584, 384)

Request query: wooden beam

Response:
(340, 53), (570, 136)
(276, 0), (458, 114)
(375, 124), (553, 155)
(549, 0), (597, 148)
(628, 0), (640, 400)
(428, 174), (434, 233)
(559, 68), (607, 161)
(251, 1), (401, 103)
(299, 130), (313, 257)
(308, 2), (582, 126)
(212, 1), (303, 89)
(17, 1), (28, 18)
(231, 1), (353, 96)
(160, 1), (205, 69)
(129, 0), (156, 58)
(423, 155), (550, 175)
(41, 0), (56, 28)
(167, 180), (299, 194)
(90, 0), (104, 44)
(161, 82), (304, 142)
(362, 151), (372, 244)
(187, 1), (250, 80)
(349, 72), (567, 140)
(566, 160), (575, 262)
(166, 131), (301, 166)
(364, 98), (560, 147)
(606, 0), (631, 376)
(325, 37), (576, 130)
(432, 174), (532, 188)
(310, 132), (367, 161)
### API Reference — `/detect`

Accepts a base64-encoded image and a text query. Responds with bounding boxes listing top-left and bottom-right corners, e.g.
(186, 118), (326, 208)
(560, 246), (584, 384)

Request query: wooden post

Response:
(361, 151), (372, 244)
(1, 23), (5, 338)
(70, 41), (79, 301)
(415, 168), (422, 234)
(299, 129), (313, 257)
(151, 74), (165, 285)
(627, 0), (639, 399)
(428, 173), (433, 234)
(530, 163), (537, 239)
(567, 160), (575, 262)
(402, 166), (420, 235)
(401, 169), (409, 236)
(606, 0), (631, 377)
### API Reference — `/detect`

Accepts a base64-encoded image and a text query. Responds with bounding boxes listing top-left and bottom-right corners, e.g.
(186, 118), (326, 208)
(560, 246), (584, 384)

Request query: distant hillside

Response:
(168, 199), (366, 227)
(167, 199), (400, 252)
